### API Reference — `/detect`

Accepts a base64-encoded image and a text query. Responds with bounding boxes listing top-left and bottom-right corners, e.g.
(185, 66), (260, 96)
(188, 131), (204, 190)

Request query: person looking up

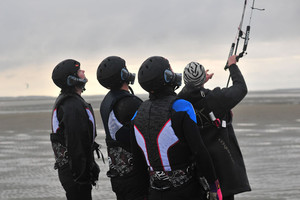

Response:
(132, 56), (222, 200)
(51, 59), (100, 200)
(97, 56), (149, 200)
(178, 55), (251, 200)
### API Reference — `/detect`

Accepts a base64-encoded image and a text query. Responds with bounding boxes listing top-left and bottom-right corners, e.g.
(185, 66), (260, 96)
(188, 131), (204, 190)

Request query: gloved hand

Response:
(209, 180), (222, 200)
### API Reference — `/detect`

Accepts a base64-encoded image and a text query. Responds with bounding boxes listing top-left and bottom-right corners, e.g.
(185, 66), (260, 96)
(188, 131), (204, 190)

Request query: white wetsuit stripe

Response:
(157, 119), (179, 171)
(134, 125), (153, 171)
(86, 108), (96, 141)
(52, 109), (59, 133)
(108, 110), (123, 141)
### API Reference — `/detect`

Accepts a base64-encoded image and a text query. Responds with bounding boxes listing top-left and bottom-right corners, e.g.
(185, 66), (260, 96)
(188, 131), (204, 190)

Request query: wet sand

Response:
(233, 104), (300, 200)
(0, 103), (300, 199)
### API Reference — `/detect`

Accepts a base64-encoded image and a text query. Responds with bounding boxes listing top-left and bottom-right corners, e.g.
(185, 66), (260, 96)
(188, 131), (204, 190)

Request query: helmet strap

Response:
(128, 86), (134, 94)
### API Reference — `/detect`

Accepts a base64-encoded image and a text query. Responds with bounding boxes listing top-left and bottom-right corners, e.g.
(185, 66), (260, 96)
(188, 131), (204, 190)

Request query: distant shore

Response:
(1, 103), (299, 134)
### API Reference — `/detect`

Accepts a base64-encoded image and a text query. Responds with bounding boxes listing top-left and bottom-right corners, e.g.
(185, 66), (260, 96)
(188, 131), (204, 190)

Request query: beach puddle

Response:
(236, 123), (257, 126)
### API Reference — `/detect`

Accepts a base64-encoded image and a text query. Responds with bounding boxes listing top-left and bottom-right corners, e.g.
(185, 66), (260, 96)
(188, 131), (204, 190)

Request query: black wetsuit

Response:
(50, 93), (99, 200)
(132, 92), (217, 200)
(100, 89), (149, 200)
(178, 64), (251, 198)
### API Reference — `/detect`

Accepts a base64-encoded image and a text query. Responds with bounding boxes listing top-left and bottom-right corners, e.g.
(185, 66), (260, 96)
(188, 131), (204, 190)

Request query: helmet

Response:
(183, 62), (206, 87)
(138, 56), (182, 93)
(52, 59), (87, 89)
(97, 56), (135, 89)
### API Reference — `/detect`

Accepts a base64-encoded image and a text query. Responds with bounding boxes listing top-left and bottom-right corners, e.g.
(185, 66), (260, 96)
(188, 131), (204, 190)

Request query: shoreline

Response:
(1, 103), (299, 133)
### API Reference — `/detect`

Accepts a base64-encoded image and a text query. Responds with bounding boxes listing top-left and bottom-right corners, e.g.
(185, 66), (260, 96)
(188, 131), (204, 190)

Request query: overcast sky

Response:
(0, 0), (299, 97)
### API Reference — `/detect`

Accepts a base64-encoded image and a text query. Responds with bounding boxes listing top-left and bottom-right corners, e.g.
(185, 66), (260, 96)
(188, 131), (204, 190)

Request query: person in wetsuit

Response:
(131, 56), (223, 200)
(51, 59), (100, 200)
(97, 56), (149, 200)
(178, 55), (251, 200)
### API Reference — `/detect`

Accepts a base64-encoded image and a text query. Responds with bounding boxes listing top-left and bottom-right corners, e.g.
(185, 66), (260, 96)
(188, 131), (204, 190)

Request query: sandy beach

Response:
(1, 98), (300, 199)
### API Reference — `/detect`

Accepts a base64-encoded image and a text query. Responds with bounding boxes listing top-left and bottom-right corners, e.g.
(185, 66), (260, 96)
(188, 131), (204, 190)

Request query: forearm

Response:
(218, 64), (247, 109)
(229, 64), (248, 97)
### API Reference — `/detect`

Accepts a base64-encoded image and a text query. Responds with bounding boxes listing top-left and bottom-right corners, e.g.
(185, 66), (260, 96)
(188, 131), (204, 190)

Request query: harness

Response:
(106, 146), (134, 178)
(134, 95), (198, 190)
(50, 93), (102, 170)
(134, 95), (178, 171)
(192, 89), (228, 129)
(149, 164), (195, 191)
(101, 90), (139, 177)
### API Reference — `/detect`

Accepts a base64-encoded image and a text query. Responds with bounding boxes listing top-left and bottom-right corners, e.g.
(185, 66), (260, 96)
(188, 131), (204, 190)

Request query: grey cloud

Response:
(1, 0), (300, 71)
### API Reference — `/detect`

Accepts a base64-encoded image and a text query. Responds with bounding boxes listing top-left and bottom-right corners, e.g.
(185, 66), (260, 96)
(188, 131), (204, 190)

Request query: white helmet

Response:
(183, 62), (206, 87)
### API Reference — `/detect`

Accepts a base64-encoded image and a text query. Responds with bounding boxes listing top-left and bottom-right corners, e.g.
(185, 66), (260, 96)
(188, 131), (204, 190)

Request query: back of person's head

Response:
(138, 56), (182, 94)
(97, 56), (135, 90)
(52, 59), (87, 93)
(183, 62), (206, 87)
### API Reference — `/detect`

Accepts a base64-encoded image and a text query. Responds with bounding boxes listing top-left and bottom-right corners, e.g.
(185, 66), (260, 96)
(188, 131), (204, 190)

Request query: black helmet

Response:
(138, 56), (182, 93)
(97, 56), (135, 89)
(52, 59), (87, 89)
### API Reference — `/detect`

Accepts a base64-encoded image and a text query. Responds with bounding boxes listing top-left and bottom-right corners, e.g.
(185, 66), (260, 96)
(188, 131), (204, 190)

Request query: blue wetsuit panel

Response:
(172, 99), (197, 123)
